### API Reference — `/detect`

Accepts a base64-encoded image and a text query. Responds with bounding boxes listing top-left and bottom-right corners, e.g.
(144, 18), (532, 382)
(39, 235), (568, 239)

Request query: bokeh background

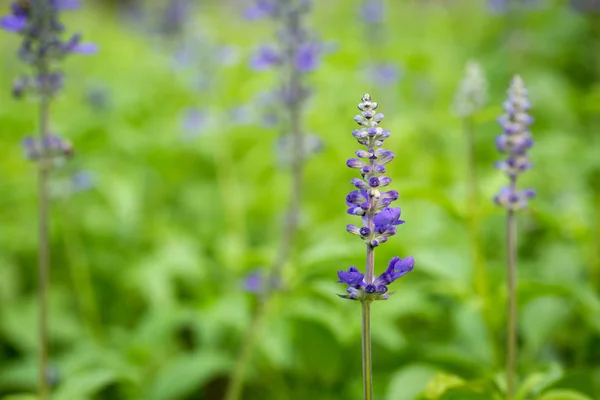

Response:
(1, 0), (600, 399)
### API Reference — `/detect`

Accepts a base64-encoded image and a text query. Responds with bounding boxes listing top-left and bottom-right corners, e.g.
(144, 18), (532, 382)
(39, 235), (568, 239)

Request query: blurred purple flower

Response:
(181, 108), (207, 140)
(229, 105), (254, 125)
(250, 45), (282, 70)
(160, 0), (191, 35)
(361, 0), (384, 24)
(243, 270), (264, 294)
(487, 0), (544, 13)
(367, 63), (401, 86)
(0, 3), (27, 32)
(71, 171), (95, 192)
(244, 0), (277, 20)
(294, 42), (322, 73)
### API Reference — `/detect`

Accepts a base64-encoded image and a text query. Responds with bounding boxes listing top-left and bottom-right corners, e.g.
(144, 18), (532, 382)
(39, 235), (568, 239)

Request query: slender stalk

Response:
(224, 8), (304, 400)
(506, 176), (518, 399)
(37, 93), (51, 400)
(463, 117), (489, 297)
(361, 129), (377, 398)
(463, 117), (494, 364)
(361, 301), (373, 400)
(224, 299), (268, 400)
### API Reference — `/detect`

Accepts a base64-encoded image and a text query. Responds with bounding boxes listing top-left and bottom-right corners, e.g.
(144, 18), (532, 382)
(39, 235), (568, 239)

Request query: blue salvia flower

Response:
(338, 94), (414, 301)
(247, 0), (325, 78)
(2, 0), (97, 98)
(494, 76), (535, 210)
(246, 0), (326, 158)
(3, 2), (95, 397)
(3, 0), (96, 163)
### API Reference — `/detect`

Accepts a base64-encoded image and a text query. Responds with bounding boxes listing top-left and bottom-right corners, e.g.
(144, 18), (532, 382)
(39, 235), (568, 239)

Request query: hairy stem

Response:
(506, 176), (518, 398)
(38, 94), (51, 400)
(225, 9), (304, 400)
(361, 301), (373, 400)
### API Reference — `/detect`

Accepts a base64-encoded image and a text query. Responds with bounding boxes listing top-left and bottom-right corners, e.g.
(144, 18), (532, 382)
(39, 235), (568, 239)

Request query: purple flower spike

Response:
(494, 76), (534, 210)
(3, 0), (96, 98)
(337, 94), (413, 302)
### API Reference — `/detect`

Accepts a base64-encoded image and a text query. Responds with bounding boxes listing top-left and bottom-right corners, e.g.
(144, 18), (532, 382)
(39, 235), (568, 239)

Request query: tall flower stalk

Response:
(453, 61), (491, 326)
(225, 1), (324, 399)
(1, 1), (95, 398)
(338, 94), (414, 399)
(493, 76), (535, 398)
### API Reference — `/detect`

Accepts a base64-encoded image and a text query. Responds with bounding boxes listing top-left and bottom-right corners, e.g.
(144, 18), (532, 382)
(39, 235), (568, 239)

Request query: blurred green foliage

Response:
(0, 0), (599, 399)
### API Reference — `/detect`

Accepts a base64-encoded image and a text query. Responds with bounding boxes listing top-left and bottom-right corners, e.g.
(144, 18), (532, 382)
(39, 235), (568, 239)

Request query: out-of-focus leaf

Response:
(53, 369), (118, 400)
(515, 364), (564, 400)
(521, 296), (570, 355)
(386, 364), (439, 400)
(537, 389), (594, 400)
(142, 351), (231, 400)
(423, 373), (465, 399)
(0, 395), (38, 400)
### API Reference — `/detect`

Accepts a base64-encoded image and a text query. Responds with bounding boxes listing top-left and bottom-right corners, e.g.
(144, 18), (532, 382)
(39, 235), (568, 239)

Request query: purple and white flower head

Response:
(494, 76), (534, 210)
(337, 94), (414, 301)
(453, 61), (488, 118)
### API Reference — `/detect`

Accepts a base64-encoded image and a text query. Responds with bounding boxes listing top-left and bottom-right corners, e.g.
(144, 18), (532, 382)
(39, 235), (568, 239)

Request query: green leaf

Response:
(515, 365), (564, 400)
(423, 373), (465, 399)
(537, 389), (594, 400)
(143, 351), (231, 400)
(53, 369), (118, 400)
(438, 383), (502, 400)
(0, 395), (38, 400)
(386, 364), (439, 400)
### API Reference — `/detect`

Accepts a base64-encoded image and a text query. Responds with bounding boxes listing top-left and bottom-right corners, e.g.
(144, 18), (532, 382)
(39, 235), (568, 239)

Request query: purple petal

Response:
(72, 42), (98, 54)
(51, 0), (81, 10)
(295, 42), (321, 73)
(392, 256), (415, 276)
(337, 266), (365, 286)
(373, 207), (401, 227)
(0, 15), (27, 32)
(250, 45), (281, 71)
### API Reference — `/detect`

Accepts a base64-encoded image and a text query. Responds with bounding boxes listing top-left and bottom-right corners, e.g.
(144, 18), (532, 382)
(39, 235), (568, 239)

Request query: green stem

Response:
(224, 299), (268, 400)
(361, 301), (373, 400)
(506, 206), (517, 399)
(224, 6), (304, 400)
(38, 94), (50, 400)
(463, 117), (489, 297)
